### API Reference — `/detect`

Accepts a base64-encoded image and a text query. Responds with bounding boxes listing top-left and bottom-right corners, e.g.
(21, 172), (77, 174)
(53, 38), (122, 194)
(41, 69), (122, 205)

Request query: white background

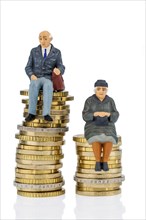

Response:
(0, 0), (145, 219)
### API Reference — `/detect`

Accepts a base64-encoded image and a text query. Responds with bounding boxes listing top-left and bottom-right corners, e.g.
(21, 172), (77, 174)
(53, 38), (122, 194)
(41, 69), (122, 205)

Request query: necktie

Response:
(44, 49), (47, 59)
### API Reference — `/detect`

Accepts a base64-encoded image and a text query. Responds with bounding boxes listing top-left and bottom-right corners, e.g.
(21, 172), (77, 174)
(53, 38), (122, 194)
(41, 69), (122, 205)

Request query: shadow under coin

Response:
(14, 194), (65, 219)
(74, 194), (125, 219)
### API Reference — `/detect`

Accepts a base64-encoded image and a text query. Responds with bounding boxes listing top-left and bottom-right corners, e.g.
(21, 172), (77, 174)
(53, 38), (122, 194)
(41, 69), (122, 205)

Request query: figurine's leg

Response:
(92, 142), (102, 171)
(92, 142), (102, 161)
(42, 78), (53, 116)
(102, 142), (113, 171)
(28, 79), (42, 115)
(102, 142), (112, 162)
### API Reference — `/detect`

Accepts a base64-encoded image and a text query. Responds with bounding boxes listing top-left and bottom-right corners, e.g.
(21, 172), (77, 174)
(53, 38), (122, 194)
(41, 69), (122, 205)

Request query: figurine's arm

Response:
(25, 49), (34, 79)
(82, 98), (94, 122)
(54, 51), (65, 75)
(109, 98), (119, 123)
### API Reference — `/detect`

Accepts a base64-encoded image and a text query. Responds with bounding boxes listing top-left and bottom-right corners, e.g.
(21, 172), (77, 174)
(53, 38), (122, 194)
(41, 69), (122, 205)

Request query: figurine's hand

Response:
(104, 112), (111, 117)
(94, 112), (110, 117)
(31, 75), (37, 80)
(53, 68), (61, 75)
(94, 112), (103, 117)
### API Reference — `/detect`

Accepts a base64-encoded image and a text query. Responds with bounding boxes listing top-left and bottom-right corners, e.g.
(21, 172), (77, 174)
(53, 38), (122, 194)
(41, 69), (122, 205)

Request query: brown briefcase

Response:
(51, 72), (65, 92)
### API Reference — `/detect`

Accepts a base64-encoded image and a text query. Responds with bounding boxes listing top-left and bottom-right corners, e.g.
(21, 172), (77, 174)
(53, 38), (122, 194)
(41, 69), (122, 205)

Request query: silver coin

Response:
(74, 175), (125, 184)
(14, 181), (64, 189)
(17, 125), (69, 133)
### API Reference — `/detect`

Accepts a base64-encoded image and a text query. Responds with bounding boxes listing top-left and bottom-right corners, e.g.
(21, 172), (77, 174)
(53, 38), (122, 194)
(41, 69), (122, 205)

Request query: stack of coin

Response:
(14, 90), (74, 197)
(73, 135), (125, 196)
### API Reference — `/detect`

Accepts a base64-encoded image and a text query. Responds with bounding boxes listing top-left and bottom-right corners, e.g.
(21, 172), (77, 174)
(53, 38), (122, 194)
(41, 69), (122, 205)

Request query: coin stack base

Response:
(73, 135), (125, 196)
(14, 90), (74, 197)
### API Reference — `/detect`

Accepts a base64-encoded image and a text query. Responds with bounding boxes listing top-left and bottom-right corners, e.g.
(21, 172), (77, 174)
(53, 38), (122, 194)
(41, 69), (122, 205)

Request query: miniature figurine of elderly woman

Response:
(82, 80), (119, 172)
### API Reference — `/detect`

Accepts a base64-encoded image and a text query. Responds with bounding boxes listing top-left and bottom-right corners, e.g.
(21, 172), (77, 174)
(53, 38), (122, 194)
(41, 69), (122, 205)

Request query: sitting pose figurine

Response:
(25, 30), (65, 122)
(82, 80), (119, 171)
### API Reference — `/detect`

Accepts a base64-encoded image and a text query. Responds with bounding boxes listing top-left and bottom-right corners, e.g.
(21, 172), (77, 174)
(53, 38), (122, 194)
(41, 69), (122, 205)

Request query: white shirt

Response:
(42, 44), (51, 57)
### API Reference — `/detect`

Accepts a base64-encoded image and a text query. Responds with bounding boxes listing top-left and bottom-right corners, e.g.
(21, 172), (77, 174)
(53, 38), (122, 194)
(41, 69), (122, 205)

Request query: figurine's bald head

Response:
(39, 31), (53, 48)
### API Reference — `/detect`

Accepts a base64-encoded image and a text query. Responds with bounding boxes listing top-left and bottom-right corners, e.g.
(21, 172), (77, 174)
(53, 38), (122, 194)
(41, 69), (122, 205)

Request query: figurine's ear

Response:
(49, 34), (53, 41)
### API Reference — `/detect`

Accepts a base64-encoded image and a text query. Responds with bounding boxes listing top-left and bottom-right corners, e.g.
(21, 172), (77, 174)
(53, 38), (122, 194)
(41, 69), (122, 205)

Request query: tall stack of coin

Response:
(14, 90), (74, 197)
(73, 135), (125, 196)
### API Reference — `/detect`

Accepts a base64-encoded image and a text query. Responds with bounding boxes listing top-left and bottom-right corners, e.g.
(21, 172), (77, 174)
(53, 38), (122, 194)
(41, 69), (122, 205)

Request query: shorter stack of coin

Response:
(73, 135), (125, 196)
(14, 90), (74, 197)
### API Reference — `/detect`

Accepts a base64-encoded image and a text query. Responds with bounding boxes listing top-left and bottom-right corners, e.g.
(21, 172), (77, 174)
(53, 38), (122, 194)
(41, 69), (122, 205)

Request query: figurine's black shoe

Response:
(102, 162), (109, 171)
(25, 114), (36, 122)
(95, 162), (101, 171)
(44, 115), (53, 122)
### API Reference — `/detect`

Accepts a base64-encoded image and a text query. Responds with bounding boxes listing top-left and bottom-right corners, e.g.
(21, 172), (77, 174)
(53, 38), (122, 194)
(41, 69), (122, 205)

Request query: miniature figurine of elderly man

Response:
(82, 80), (119, 171)
(25, 30), (65, 122)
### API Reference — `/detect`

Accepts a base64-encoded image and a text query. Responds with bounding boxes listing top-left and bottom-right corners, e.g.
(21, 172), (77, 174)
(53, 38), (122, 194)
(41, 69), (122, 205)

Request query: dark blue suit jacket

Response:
(25, 44), (65, 79)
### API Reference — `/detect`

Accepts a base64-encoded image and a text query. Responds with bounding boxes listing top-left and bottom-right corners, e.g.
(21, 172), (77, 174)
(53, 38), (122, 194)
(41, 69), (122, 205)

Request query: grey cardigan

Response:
(82, 94), (119, 143)
(25, 44), (65, 79)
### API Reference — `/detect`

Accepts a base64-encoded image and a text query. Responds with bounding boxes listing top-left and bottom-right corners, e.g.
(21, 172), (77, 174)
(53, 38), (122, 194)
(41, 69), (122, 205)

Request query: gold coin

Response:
(15, 134), (63, 142)
(77, 167), (122, 174)
(77, 163), (122, 169)
(16, 163), (62, 170)
(73, 135), (87, 143)
(75, 172), (122, 179)
(16, 159), (60, 165)
(19, 140), (65, 146)
(18, 144), (62, 151)
(16, 148), (62, 155)
(25, 101), (66, 107)
(51, 105), (70, 110)
(73, 134), (122, 145)
(24, 105), (70, 112)
(16, 154), (64, 161)
(15, 176), (63, 184)
(20, 90), (69, 97)
(23, 112), (70, 119)
(53, 91), (69, 97)
(77, 182), (122, 188)
(15, 168), (58, 174)
(50, 101), (66, 105)
(15, 171), (62, 179)
(77, 159), (121, 165)
(76, 143), (121, 149)
(77, 156), (121, 161)
(32, 115), (69, 120)
(76, 189), (121, 196)
(53, 96), (74, 101)
(76, 150), (122, 157)
(20, 131), (65, 137)
(22, 121), (67, 128)
(17, 189), (65, 197)
(24, 106), (70, 115)
(22, 96), (74, 103)
(17, 186), (63, 192)
(23, 119), (69, 124)
(76, 186), (120, 192)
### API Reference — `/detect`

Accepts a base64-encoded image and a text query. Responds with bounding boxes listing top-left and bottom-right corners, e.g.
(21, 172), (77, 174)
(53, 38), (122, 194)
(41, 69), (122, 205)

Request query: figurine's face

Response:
(95, 87), (108, 100)
(39, 31), (52, 48)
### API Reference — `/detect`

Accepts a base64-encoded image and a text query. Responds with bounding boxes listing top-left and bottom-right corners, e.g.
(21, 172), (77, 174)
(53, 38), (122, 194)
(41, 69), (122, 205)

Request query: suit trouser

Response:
(28, 77), (53, 116)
